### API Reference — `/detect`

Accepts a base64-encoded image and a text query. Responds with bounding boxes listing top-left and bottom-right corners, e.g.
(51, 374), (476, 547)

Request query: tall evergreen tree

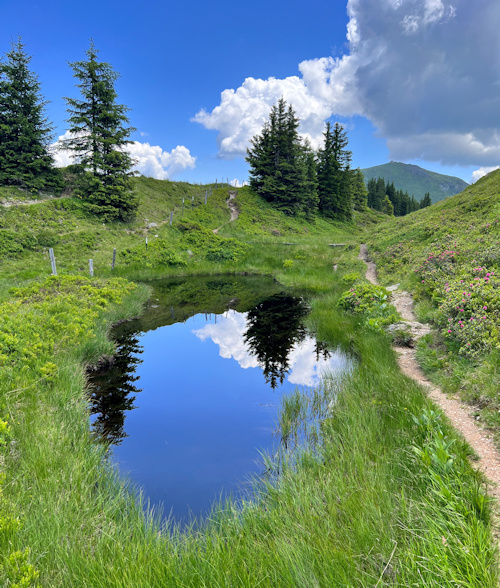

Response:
(317, 122), (352, 220)
(246, 98), (307, 216)
(0, 38), (61, 191)
(64, 41), (137, 220)
(367, 177), (377, 209)
(352, 168), (368, 211)
(300, 138), (319, 221)
(381, 194), (394, 216)
(420, 192), (432, 208)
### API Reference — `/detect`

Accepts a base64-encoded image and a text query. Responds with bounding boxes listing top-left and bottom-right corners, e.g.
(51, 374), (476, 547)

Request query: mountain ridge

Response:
(361, 161), (469, 204)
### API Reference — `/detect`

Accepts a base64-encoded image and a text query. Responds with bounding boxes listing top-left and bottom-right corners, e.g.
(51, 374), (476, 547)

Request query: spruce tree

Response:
(0, 38), (61, 192)
(64, 41), (137, 220)
(420, 192), (432, 208)
(317, 122), (352, 220)
(246, 98), (306, 215)
(381, 194), (394, 216)
(301, 139), (319, 221)
(367, 178), (377, 209)
(352, 168), (368, 211)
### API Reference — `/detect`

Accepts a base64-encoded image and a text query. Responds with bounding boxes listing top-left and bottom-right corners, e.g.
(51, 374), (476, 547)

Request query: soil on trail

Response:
(359, 244), (500, 506)
(213, 191), (239, 234)
(0, 195), (64, 207)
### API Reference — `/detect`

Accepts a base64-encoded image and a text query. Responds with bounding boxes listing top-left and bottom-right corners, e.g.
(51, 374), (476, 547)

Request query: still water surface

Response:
(88, 276), (349, 525)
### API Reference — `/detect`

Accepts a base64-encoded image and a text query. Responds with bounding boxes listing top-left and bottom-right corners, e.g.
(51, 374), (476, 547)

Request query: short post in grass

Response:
(204, 190), (208, 205)
(89, 259), (94, 277)
(182, 197), (185, 216)
(49, 248), (57, 275)
(145, 236), (148, 253)
(112, 248), (116, 270)
(170, 211), (173, 226)
(191, 195), (194, 208)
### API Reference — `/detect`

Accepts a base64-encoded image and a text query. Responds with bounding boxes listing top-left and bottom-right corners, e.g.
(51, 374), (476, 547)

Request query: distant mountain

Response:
(360, 162), (469, 204)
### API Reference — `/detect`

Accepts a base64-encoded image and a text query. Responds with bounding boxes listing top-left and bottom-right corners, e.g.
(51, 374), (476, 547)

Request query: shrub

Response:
(340, 272), (361, 287)
(338, 283), (399, 326)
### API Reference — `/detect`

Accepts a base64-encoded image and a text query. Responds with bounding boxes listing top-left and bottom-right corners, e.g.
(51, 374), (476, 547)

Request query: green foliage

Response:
(340, 271), (361, 287)
(0, 230), (24, 257)
(362, 161), (468, 204)
(0, 38), (62, 193)
(1, 549), (39, 588)
(120, 238), (187, 268)
(246, 98), (314, 216)
(338, 283), (396, 320)
(205, 239), (247, 263)
(351, 168), (368, 211)
(64, 41), (137, 220)
(371, 168), (500, 446)
(317, 121), (353, 220)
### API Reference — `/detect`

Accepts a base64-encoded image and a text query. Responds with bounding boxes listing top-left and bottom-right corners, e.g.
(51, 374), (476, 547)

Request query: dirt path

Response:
(213, 191), (239, 234)
(359, 244), (500, 504)
(0, 195), (64, 207)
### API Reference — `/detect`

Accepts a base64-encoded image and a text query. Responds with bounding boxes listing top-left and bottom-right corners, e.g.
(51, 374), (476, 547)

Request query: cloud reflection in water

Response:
(193, 310), (348, 388)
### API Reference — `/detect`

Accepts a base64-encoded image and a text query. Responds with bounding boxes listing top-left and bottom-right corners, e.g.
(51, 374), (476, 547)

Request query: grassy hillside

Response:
(361, 161), (469, 203)
(0, 176), (496, 586)
(369, 169), (500, 444)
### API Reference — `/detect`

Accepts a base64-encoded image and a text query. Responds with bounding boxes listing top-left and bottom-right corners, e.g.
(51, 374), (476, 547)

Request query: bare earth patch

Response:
(359, 244), (500, 510)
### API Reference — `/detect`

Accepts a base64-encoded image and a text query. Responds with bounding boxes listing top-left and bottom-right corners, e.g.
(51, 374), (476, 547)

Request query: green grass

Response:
(0, 176), (496, 586)
(369, 168), (500, 448)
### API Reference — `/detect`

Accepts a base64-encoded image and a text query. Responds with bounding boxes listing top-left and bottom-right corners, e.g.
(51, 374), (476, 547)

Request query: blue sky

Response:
(2, 0), (499, 184)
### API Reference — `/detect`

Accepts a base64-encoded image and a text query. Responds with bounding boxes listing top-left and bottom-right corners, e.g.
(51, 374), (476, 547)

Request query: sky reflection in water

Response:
(89, 286), (350, 527)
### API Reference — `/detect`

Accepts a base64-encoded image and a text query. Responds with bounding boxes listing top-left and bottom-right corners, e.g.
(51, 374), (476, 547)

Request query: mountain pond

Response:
(87, 275), (351, 526)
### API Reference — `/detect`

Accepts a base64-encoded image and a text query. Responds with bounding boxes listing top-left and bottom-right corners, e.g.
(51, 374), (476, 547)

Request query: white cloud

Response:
(194, 0), (500, 168)
(471, 166), (500, 183)
(230, 179), (248, 188)
(51, 132), (196, 179)
(193, 311), (259, 370)
(193, 310), (350, 388)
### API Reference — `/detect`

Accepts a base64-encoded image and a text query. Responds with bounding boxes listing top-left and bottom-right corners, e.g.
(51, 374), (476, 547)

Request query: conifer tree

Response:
(352, 168), (368, 211)
(382, 194), (394, 216)
(420, 192), (432, 208)
(246, 98), (307, 215)
(0, 38), (61, 192)
(64, 41), (137, 220)
(317, 122), (352, 220)
(301, 139), (319, 221)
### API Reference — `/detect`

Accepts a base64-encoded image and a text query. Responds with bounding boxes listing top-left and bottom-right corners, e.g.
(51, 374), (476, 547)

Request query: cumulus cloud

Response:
(194, 0), (500, 168)
(51, 132), (196, 179)
(471, 166), (500, 183)
(230, 179), (248, 188)
(193, 310), (350, 388)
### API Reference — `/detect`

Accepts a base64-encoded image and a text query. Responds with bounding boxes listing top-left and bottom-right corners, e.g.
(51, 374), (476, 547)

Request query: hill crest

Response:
(361, 161), (469, 204)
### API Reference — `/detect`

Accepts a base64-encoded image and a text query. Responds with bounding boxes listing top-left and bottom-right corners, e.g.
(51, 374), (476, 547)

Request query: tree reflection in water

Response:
(243, 293), (324, 389)
(87, 331), (143, 445)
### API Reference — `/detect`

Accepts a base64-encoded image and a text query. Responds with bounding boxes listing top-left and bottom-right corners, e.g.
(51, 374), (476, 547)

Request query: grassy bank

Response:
(369, 169), (500, 448)
(0, 178), (496, 585)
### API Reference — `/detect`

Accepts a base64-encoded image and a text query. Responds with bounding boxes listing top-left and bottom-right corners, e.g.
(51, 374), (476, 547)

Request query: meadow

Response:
(369, 169), (500, 447)
(0, 175), (496, 586)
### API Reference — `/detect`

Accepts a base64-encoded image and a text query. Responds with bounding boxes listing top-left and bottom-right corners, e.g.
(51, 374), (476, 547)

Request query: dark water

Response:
(88, 276), (349, 526)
